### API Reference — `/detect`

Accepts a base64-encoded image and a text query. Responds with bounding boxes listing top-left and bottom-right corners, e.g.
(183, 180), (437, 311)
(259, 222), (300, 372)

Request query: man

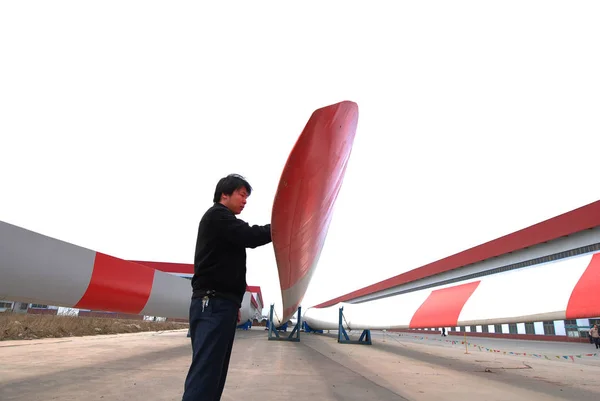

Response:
(182, 174), (272, 401)
(591, 324), (599, 349)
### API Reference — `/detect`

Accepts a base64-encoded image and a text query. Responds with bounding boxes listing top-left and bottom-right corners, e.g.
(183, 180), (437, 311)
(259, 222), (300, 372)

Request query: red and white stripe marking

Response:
(303, 251), (600, 331)
(0, 221), (190, 319)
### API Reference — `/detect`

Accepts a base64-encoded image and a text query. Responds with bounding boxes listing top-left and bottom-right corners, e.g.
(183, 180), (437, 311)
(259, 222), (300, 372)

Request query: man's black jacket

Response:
(191, 202), (272, 306)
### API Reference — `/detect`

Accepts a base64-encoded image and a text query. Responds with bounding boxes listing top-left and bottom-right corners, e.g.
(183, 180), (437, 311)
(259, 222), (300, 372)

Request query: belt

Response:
(193, 289), (240, 306)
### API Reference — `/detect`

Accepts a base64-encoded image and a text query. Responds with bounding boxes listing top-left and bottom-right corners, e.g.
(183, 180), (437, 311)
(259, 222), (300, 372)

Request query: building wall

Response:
(425, 317), (599, 341)
(0, 300), (15, 312)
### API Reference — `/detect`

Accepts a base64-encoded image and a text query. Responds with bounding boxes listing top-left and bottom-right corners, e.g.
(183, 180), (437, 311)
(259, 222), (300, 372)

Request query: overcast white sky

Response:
(1, 1), (599, 315)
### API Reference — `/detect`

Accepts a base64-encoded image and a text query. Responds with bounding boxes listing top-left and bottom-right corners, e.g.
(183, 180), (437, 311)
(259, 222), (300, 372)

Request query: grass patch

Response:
(0, 312), (189, 341)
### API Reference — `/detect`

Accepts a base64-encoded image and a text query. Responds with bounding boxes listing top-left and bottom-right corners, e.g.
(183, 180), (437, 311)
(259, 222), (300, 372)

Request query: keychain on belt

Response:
(201, 296), (210, 312)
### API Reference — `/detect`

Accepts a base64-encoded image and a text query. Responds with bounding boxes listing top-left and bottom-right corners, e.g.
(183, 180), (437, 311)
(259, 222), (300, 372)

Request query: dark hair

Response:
(213, 174), (252, 203)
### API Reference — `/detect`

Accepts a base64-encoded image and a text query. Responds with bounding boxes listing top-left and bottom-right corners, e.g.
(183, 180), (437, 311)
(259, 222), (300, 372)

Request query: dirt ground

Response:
(0, 312), (188, 340)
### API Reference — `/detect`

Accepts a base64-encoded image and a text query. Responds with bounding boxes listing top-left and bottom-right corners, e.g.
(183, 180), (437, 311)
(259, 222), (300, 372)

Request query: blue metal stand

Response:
(303, 321), (323, 334)
(268, 304), (301, 342)
(337, 306), (371, 345)
(237, 320), (252, 330)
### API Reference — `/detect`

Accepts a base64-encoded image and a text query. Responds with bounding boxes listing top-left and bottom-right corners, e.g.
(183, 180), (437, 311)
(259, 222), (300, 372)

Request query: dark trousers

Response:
(182, 296), (238, 401)
(594, 337), (600, 348)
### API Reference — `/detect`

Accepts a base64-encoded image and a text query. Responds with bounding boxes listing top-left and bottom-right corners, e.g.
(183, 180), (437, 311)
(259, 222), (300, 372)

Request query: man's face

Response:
(221, 187), (248, 215)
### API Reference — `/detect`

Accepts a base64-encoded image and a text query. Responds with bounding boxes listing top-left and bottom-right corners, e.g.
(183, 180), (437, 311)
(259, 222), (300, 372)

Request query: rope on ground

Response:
(397, 333), (600, 362)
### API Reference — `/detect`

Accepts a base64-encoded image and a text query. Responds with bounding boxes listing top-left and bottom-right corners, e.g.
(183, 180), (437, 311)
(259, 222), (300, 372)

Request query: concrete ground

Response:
(1, 327), (600, 400)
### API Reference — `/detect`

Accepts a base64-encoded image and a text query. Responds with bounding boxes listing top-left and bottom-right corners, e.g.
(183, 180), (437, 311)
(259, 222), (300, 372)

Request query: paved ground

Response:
(1, 327), (599, 400)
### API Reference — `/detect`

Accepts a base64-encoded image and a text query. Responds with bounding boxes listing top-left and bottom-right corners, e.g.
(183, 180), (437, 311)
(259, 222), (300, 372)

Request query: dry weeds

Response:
(0, 312), (188, 341)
